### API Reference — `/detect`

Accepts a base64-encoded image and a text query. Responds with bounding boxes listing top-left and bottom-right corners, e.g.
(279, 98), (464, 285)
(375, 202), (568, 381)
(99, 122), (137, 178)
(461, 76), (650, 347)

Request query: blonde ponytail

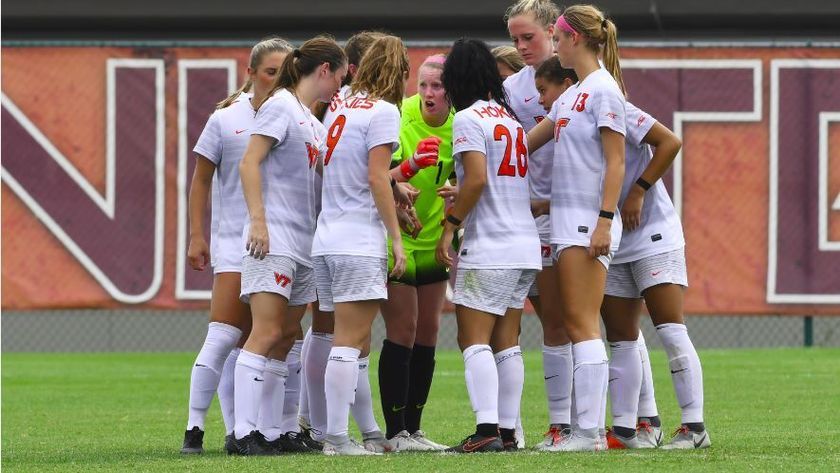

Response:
(216, 37), (293, 109)
(601, 19), (625, 96)
(561, 4), (626, 96)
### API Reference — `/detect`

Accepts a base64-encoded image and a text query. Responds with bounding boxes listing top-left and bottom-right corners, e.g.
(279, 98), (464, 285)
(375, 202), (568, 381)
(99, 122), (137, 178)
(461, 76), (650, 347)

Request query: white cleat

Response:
(543, 428), (603, 452)
(636, 420), (663, 448)
(606, 428), (656, 449)
(323, 435), (382, 456)
(514, 421), (526, 449)
(362, 431), (394, 453)
(534, 425), (570, 451)
(409, 430), (448, 451)
(661, 426), (711, 450)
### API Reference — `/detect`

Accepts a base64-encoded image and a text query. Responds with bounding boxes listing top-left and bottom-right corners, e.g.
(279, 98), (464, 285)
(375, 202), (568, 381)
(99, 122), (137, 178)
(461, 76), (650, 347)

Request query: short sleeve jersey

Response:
(546, 68), (626, 251)
(312, 91), (401, 258)
(452, 99), (541, 270)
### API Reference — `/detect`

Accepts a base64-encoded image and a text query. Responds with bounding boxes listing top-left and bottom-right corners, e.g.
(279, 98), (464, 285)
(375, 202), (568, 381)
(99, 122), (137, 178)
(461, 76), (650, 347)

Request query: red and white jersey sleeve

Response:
(613, 101), (685, 264)
(243, 89), (319, 267)
(312, 91), (400, 258)
(193, 94), (254, 272)
(547, 68), (626, 251)
(452, 99), (541, 270)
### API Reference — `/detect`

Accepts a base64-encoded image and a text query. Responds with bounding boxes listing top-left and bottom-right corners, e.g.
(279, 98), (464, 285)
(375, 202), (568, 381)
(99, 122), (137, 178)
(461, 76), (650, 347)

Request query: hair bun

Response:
(292, 48), (302, 58)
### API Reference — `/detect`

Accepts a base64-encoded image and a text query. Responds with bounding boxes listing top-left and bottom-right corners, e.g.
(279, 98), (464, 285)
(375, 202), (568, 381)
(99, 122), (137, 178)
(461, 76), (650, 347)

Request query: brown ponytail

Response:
(217, 37), (293, 109)
(262, 35), (346, 109)
(350, 35), (409, 108)
(562, 4), (627, 96)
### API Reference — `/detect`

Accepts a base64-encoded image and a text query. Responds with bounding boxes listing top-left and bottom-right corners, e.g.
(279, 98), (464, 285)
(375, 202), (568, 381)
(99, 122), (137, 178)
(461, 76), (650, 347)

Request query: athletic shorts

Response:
(314, 255), (388, 312)
(240, 255), (316, 306)
(452, 268), (538, 316)
(552, 244), (613, 271)
(605, 248), (688, 299)
(388, 244), (450, 286)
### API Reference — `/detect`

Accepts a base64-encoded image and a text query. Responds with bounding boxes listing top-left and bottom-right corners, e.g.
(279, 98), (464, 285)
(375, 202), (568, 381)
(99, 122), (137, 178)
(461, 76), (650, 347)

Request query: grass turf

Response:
(2, 348), (839, 472)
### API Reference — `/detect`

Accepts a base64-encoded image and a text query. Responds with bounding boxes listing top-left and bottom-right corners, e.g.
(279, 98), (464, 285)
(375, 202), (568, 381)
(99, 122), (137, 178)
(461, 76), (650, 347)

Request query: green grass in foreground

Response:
(3, 348), (840, 472)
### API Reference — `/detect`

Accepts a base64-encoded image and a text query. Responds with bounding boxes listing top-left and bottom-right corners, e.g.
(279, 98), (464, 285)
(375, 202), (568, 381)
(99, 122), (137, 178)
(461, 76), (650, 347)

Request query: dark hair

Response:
(442, 38), (517, 118)
(534, 56), (578, 84)
(344, 31), (385, 85)
(261, 35), (346, 108)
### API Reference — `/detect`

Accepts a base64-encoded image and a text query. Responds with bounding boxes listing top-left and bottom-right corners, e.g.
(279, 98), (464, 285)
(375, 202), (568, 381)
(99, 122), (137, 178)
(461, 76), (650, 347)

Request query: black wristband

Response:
(446, 214), (463, 226)
(599, 210), (615, 220)
(635, 177), (652, 191)
(390, 177), (397, 188)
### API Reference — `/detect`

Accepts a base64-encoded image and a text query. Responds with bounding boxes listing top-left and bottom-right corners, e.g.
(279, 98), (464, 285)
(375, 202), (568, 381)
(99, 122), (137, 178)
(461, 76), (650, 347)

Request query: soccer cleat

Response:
(277, 432), (319, 453)
(534, 425), (571, 451)
(362, 430), (394, 453)
(502, 439), (518, 452)
(542, 428), (603, 452)
(224, 434), (239, 455)
(233, 431), (283, 456)
(445, 433), (504, 453)
(514, 422), (525, 449)
(410, 430), (449, 451)
(599, 428), (607, 450)
(636, 419), (663, 448)
(298, 416), (313, 437)
(606, 428), (655, 449)
(180, 426), (204, 454)
(298, 430), (324, 451)
(323, 435), (382, 456)
(661, 426), (711, 450)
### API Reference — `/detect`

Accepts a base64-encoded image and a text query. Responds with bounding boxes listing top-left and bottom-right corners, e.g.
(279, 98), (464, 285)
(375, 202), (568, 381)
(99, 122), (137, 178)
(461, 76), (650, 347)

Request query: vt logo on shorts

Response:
(274, 272), (291, 287)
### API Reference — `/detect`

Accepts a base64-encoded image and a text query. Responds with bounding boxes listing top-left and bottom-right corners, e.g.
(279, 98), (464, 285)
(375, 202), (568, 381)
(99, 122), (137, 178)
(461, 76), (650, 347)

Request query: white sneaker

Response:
(409, 430), (448, 451)
(323, 435), (382, 456)
(534, 425), (570, 451)
(606, 428), (655, 449)
(636, 420), (663, 448)
(543, 428), (603, 452)
(661, 426), (711, 450)
(362, 431), (394, 453)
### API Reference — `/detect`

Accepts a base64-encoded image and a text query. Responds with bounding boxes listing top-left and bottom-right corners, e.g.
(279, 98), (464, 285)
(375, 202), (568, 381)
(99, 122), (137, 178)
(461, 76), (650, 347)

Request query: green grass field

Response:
(3, 348), (839, 472)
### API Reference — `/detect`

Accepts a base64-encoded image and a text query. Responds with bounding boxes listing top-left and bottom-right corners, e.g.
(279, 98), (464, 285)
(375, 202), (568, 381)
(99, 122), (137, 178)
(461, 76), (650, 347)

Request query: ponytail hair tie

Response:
(601, 18), (608, 28)
(292, 48), (302, 58)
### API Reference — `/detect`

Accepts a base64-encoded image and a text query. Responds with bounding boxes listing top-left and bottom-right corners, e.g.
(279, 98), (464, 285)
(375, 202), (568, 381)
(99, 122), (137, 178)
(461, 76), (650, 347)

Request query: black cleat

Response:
(180, 426), (204, 454)
(502, 439), (518, 452)
(298, 429), (324, 451)
(234, 431), (283, 456)
(277, 432), (319, 453)
(224, 434), (239, 455)
(445, 433), (504, 453)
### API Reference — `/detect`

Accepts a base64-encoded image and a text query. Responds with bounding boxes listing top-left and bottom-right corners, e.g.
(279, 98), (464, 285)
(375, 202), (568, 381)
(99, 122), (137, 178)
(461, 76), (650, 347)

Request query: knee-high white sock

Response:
(218, 347), (240, 434)
(187, 322), (242, 431)
(280, 340), (303, 433)
(495, 346), (524, 430)
(637, 332), (659, 418)
(350, 356), (381, 434)
(572, 339), (608, 431)
(608, 340), (642, 430)
(298, 329), (312, 425)
(305, 332), (333, 440)
(542, 343), (573, 425)
(233, 350), (267, 439)
(255, 359), (289, 441)
(657, 323), (704, 424)
(325, 346), (361, 437)
(463, 344), (498, 425)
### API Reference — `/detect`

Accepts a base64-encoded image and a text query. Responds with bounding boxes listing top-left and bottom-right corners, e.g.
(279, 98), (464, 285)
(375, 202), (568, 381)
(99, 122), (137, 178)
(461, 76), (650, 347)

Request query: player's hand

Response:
(589, 218), (611, 258)
(390, 238), (407, 278)
(399, 136), (441, 179)
(436, 185), (458, 204)
(393, 182), (419, 209)
(397, 207), (423, 239)
(187, 236), (210, 271)
(436, 227), (455, 267)
(530, 199), (550, 217)
(246, 219), (270, 260)
(621, 186), (645, 231)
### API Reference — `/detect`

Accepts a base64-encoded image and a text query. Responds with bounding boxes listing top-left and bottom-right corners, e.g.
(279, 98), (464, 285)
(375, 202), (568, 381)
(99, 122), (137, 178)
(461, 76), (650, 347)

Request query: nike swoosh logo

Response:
(194, 363), (207, 368)
(524, 96), (535, 103)
(544, 375), (559, 380)
(235, 129), (247, 134)
(415, 403), (425, 410)
(463, 437), (496, 452)
(253, 377), (264, 382)
(608, 378), (619, 383)
(670, 368), (688, 374)
(651, 270), (663, 276)
(694, 433), (707, 448)
(391, 405), (406, 412)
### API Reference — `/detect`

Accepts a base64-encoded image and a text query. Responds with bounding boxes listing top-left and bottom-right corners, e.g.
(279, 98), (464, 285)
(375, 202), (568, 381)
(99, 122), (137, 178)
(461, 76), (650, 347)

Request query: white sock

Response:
(325, 346), (361, 437)
(572, 339), (608, 431)
(304, 332), (333, 440)
(298, 329), (312, 426)
(542, 343), (573, 425)
(218, 347), (240, 434)
(280, 340), (303, 433)
(463, 344), (498, 425)
(233, 350), (267, 439)
(350, 356), (381, 434)
(657, 323), (704, 424)
(255, 359), (289, 441)
(495, 346), (524, 430)
(637, 332), (659, 418)
(186, 322), (241, 431)
(608, 340), (642, 430)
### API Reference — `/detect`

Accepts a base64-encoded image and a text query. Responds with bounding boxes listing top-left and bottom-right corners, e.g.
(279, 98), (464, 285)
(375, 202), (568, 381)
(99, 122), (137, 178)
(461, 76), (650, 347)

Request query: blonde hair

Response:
(504, 0), (560, 29)
(491, 46), (525, 74)
(217, 37), (293, 109)
(351, 35), (409, 108)
(561, 4), (626, 95)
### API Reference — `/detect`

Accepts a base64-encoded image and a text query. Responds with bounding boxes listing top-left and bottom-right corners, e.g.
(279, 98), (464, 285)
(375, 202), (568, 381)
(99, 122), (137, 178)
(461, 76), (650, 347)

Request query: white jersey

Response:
(546, 68), (626, 251)
(504, 65), (553, 236)
(312, 91), (401, 258)
(244, 88), (324, 267)
(612, 102), (685, 264)
(452, 99), (541, 270)
(316, 85), (352, 216)
(193, 93), (254, 272)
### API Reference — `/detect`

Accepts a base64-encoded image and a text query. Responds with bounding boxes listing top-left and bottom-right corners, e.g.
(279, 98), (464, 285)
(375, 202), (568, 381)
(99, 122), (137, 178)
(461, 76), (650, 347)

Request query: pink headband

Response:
(421, 54), (446, 66)
(555, 15), (579, 36)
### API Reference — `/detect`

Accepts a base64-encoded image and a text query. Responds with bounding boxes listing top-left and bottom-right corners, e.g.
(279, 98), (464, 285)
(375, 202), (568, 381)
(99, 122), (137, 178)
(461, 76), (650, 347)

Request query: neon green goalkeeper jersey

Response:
(393, 94), (455, 251)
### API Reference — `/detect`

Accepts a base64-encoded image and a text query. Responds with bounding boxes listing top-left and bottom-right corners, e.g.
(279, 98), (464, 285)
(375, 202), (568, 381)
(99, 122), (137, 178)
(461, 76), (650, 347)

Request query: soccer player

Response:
(526, 4), (627, 452)
(313, 35), (409, 456)
(437, 38), (541, 453)
(180, 37), (293, 455)
(232, 36), (347, 455)
(377, 53), (451, 452)
(492, 46), (525, 80)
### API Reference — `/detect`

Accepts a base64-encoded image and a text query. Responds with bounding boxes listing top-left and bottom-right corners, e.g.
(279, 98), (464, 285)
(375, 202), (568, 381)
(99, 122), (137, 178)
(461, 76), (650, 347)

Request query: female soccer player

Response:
(526, 4), (627, 452)
(492, 46), (525, 80)
(232, 36), (347, 456)
(180, 37), (293, 455)
(377, 53), (452, 452)
(437, 38), (541, 453)
(313, 35), (408, 456)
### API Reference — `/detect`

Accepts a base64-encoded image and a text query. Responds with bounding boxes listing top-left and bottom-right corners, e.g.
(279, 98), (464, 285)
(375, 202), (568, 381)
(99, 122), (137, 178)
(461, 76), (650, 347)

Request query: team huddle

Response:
(180, 0), (710, 456)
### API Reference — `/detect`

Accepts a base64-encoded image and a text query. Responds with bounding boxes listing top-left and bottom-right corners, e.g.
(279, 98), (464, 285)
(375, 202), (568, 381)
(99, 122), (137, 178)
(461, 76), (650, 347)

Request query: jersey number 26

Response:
(494, 124), (528, 178)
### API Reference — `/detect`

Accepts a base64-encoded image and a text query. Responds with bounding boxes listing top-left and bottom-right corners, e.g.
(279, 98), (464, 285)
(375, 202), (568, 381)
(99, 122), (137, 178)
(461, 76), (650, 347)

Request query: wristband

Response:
(446, 214), (463, 227)
(635, 177), (652, 191)
(399, 160), (417, 180)
(599, 210), (615, 220)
